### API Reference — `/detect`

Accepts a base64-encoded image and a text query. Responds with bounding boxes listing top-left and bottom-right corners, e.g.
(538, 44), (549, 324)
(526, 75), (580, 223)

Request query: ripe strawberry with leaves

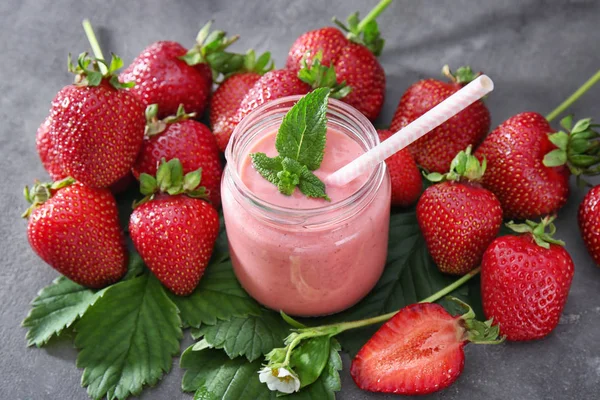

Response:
(351, 299), (503, 395)
(120, 21), (238, 118)
(133, 104), (223, 207)
(475, 113), (600, 220)
(286, 0), (389, 120)
(417, 146), (503, 275)
(46, 53), (145, 188)
(578, 185), (600, 266)
(23, 178), (127, 288)
(481, 216), (574, 341)
(377, 129), (422, 207)
(130, 159), (219, 296)
(210, 50), (273, 152)
(390, 66), (491, 173)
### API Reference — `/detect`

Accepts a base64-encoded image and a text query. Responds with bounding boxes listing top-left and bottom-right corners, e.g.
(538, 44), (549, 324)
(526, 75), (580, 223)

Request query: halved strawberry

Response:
(351, 300), (502, 395)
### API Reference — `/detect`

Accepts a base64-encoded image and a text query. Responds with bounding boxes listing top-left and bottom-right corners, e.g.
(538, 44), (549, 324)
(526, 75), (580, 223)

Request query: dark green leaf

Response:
(123, 251), (146, 280)
(570, 138), (593, 154)
(75, 273), (182, 400)
(180, 347), (271, 399)
(192, 308), (290, 362)
(298, 167), (330, 201)
(275, 88), (330, 170)
(168, 261), (261, 328)
(251, 153), (284, 185)
(570, 154), (599, 167)
(290, 336), (330, 388)
(22, 277), (103, 347)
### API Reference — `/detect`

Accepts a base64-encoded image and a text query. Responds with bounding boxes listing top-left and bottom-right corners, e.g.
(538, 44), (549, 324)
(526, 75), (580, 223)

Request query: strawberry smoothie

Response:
(222, 97), (391, 316)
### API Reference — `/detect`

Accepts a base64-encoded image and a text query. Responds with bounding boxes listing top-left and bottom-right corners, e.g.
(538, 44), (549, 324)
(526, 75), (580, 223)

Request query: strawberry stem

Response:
(82, 19), (107, 74)
(546, 69), (600, 122)
(356, 0), (392, 33)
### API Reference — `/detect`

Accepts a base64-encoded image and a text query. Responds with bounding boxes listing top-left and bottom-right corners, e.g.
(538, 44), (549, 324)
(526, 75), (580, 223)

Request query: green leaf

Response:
(290, 336), (330, 388)
(297, 166), (330, 201)
(251, 153), (284, 186)
(275, 88), (330, 170)
(75, 273), (182, 400)
(122, 251), (146, 280)
(139, 174), (157, 196)
(548, 131), (569, 151)
(192, 308), (291, 361)
(180, 347), (271, 399)
(22, 277), (103, 347)
(184, 170), (202, 191)
(543, 149), (568, 167)
(168, 260), (261, 328)
(572, 118), (592, 134)
(315, 211), (481, 356)
(560, 115), (573, 131)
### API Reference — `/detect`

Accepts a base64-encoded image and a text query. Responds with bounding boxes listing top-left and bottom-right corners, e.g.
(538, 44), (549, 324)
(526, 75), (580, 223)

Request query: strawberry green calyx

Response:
(68, 52), (134, 90)
(543, 115), (600, 182)
(332, 0), (391, 56)
(213, 49), (275, 82)
(450, 297), (505, 344)
(134, 158), (208, 208)
(298, 52), (351, 99)
(425, 146), (487, 183)
(442, 65), (479, 85)
(506, 215), (566, 249)
(22, 177), (75, 218)
(145, 104), (197, 137)
(180, 20), (239, 74)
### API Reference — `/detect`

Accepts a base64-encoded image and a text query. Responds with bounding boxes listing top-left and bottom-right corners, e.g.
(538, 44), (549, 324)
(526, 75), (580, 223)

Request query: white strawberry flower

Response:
(258, 366), (301, 393)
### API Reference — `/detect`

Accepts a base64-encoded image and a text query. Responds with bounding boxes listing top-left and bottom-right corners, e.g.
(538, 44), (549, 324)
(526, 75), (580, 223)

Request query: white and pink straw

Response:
(326, 75), (494, 186)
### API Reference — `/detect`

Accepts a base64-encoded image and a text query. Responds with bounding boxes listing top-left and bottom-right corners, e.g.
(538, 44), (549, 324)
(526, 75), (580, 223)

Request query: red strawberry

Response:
(351, 300), (503, 395)
(377, 129), (422, 207)
(130, 159), (219, 296)
(390, 66), (491, 173)
(48, 53), (145, 188)
(286, 4), (389, 120)
(132, 105), (223, 207)
(120, 22), (238, 118)
(36, 116), (65, 181)
(579, 185), (600, 266)
(210, 50), (273, 152)
(417, 146), (503, 274)
(476, 113), (599, 220)
(481, 216), (574, 341)
(23, 178), (127, 288)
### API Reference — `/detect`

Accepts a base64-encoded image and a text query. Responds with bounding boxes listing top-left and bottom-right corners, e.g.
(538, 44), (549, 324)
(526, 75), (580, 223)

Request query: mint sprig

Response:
(251, 88), (331, 201)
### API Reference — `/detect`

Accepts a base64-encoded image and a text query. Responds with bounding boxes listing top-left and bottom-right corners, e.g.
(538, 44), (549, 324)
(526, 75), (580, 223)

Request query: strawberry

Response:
(23, 178), (127, 288)
(36, 116), (65, 181)
(481, 216), (574, 341)
(47, 53), (145, 188)
(417, 147), (503, 275)
(579, 185), (600, 266)
(286, 3), (388, 120)
(377, 129), (422, 207)
(476, 113), (600, 220)
(210, 50), (274, 152)
(351, 299), (503, 395)
(390, 66), (491, 173)
(133, 104), (223, 207)
(130, 159), (219, 296)
(120, 22), (238, 118)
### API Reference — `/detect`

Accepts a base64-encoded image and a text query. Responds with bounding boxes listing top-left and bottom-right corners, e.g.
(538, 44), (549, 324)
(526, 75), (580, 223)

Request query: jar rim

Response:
(224, 95), (386, 225)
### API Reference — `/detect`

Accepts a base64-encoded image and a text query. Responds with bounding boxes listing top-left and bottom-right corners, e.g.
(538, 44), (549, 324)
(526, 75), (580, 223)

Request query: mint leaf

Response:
(22, 277), (103, 347)
(298, 167), (330, 201)
(275, 88), (330, 170)
(251, 153), (284, 185)
(75, 273), (182, 400)
(315, 211), (482, 356)
(181, 347), (271, 399)
(191, 308), (290, 361)
(168, 260), (261, 328)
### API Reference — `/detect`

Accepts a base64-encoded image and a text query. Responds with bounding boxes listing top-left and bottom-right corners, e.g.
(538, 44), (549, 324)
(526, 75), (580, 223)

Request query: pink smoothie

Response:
(222, 128), (391, 316)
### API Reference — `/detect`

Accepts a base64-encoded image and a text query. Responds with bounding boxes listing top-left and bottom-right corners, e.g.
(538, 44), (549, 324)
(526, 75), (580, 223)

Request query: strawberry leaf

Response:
(191, 308), (291, 362)
(75, 273), (182, 400)
(167, 260), (262, 328)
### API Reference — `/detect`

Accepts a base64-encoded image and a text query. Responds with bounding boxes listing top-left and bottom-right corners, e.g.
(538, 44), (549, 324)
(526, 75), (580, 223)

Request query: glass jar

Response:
(221, 96), (391, 317)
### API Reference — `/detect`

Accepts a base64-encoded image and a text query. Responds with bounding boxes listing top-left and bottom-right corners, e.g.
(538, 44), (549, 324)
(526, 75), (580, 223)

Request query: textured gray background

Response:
(1, 0), (600, 399)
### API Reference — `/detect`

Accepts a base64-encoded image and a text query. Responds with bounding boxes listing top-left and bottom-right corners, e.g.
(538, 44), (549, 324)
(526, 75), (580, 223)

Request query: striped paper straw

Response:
(326, 75), (494, 186)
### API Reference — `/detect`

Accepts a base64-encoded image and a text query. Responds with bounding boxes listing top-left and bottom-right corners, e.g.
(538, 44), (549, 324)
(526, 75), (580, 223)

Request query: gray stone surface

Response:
(1, 0), (600, 399)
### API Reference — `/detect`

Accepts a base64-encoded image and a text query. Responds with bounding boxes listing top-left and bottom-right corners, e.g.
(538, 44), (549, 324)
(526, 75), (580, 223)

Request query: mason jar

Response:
(221, 96), (391, 316)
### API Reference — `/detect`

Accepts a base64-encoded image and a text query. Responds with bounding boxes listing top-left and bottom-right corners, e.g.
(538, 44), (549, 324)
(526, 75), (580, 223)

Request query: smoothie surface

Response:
(240, 128), (370, 208)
